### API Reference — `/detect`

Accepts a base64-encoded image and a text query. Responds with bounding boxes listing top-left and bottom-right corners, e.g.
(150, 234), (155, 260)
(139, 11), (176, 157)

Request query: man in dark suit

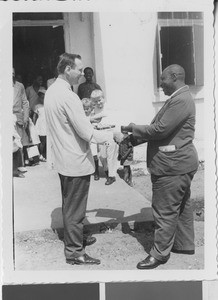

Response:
(120, 64), (199, 269)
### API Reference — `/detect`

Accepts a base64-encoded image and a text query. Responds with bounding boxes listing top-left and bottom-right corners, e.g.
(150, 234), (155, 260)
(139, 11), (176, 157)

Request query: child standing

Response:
(90, 89), (118, 186)
(33, 87), (47, 162)
(81, 98), (100, 180)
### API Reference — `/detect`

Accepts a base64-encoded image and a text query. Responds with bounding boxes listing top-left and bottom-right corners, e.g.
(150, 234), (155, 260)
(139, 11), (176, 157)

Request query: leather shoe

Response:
(137, 255), (167, 269)
(17, 167), (27, 173)
(94, 174), (100, 181)
(83, 236), (96, 247)
(13, 172), (25, 178)
(66, 253), (101, 265)
(171, 248), (195, 255)
(105, 177), (116, 185)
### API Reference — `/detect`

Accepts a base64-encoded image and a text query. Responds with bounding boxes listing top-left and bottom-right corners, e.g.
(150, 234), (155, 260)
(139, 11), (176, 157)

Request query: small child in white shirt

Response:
(81, 98), (100, 180)
(90, 89), (118, 186)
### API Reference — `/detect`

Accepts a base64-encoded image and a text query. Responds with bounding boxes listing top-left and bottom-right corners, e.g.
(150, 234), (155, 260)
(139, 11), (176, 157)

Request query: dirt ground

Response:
(15, 168), (204, 271)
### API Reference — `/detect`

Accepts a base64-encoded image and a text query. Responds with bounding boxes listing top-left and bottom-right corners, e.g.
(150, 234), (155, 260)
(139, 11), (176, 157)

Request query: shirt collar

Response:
(170, 85), (188, 98)
(56, 77), (72, 90)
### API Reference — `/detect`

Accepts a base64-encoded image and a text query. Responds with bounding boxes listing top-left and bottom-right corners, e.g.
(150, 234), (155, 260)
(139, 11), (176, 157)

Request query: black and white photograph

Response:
(0, 0), (217, 284)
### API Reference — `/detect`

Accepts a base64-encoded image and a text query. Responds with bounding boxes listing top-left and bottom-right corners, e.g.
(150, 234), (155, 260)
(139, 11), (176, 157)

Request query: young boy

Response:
(33, 87), (47, 162)
(81, 98), (94, 118)
(90, 89), (118, 185)
(81, 98), (100, 180)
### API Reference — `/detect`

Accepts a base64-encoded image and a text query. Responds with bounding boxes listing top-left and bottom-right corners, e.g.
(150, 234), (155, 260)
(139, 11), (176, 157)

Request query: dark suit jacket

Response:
(131, 86), (199, 175)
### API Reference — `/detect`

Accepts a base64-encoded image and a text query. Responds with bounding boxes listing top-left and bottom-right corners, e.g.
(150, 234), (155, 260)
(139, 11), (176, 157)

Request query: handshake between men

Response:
(113, 123), (135, 144)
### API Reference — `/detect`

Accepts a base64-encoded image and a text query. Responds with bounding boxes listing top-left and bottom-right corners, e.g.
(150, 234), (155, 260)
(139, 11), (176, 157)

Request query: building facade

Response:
(13, 12), (204, 160)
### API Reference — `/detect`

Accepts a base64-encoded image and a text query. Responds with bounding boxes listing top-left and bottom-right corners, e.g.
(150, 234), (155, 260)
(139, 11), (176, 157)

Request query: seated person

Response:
(90, 89), (119, 186)
(33, 88), (47, 162)
(78, 67), (101, 100)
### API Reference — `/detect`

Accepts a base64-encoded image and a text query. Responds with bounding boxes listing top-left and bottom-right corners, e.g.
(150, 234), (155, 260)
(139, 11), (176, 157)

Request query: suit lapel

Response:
(151, 86), (189, 124)
(151, 98), (171, 124)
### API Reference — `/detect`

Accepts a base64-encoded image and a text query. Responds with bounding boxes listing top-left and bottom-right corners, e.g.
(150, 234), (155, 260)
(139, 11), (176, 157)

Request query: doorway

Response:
(13, 25), (65, 88)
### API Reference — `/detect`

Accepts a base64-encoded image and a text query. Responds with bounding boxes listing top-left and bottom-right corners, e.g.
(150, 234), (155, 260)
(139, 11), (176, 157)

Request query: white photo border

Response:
(0, 0), (217, 284)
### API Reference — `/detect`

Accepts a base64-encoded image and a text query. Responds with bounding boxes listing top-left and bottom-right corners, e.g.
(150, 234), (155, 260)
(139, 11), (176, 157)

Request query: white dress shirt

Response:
(44, 78), (111, 176)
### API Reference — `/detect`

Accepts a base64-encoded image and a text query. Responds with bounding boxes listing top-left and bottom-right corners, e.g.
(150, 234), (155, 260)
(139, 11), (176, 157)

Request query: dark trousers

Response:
(13, 149), (23, 175)
(39, 135), (47, 158)
(150, 170), (196, 262)
(58, 173), (91, 259)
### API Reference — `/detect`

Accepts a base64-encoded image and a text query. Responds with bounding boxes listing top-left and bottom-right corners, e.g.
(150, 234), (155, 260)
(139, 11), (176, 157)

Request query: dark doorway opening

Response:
(160, 26), (195, 85)
(13, 26), (65, 88)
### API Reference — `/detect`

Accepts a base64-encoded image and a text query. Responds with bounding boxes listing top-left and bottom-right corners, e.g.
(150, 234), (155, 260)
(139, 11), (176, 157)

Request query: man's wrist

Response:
(121, 125), (133, 133)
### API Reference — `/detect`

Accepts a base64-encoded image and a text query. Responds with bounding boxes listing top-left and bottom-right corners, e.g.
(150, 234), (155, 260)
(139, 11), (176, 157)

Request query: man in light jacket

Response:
(44, 53), (113, 266)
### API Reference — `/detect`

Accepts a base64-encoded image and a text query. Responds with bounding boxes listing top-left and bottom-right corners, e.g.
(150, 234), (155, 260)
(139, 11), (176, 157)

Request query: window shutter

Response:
(193, 24), (204, 86)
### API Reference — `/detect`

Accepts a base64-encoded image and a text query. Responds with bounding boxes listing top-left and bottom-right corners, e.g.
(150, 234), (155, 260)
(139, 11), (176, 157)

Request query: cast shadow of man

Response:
(50, 205), (154, 255)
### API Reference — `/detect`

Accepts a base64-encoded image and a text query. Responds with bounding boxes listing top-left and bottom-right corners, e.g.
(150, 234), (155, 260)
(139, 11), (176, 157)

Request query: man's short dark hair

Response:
(57, 53), (81, 75)
(84, 67), (94, 74)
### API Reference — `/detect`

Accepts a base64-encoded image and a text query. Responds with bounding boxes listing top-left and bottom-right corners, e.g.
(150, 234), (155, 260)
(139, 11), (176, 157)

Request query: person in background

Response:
(24, 116), (41, 166)
(119, 64), (199, 269)
(77, 67), (101, 100)
(13, 67), (29, 174)
(44, 53), (114, 266)
(13, 114), (25, 178)
(91, 89), (119, 185)
(33, 87), (47, 162)
(15, 74), (23, 84)
(81, 97), (93, 118)
(47, 68), (58, 89)
(14, 69), (40, 167)
(26, 75), (44, 118)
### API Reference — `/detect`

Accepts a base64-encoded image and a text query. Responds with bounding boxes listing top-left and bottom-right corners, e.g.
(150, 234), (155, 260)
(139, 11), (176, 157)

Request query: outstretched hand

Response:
(113, 131), (124, 144)
(121, 122), (135, 133)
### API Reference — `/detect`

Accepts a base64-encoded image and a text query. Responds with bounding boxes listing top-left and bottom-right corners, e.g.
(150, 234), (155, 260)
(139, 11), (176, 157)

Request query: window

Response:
(158, 12), (203, 20)
(13, 13), (63, 21)
(157, 12), (204, 88)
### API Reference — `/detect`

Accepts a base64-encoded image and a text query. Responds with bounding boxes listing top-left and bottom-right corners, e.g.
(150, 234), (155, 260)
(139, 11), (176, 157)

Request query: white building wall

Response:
(64, 13), (96, 93)
(94, 12), (157, 127)
(64, 12), (204, 161)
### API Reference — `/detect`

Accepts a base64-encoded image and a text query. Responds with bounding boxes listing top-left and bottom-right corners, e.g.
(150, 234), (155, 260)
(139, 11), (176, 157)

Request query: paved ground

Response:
(13, 159), (204, 271)
(13, 162), (152, 233)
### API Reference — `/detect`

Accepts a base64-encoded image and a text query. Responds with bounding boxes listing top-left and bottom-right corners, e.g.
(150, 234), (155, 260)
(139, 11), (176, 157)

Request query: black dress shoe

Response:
(137, 255), (167, 270)
(83, 236), (96, 247)
(13, 172), (25, 178)
(66, 254), (101, 265)
(94, 174), (100, 181)
(105, 177), (116, 185)
(171, 248), (195, 255)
